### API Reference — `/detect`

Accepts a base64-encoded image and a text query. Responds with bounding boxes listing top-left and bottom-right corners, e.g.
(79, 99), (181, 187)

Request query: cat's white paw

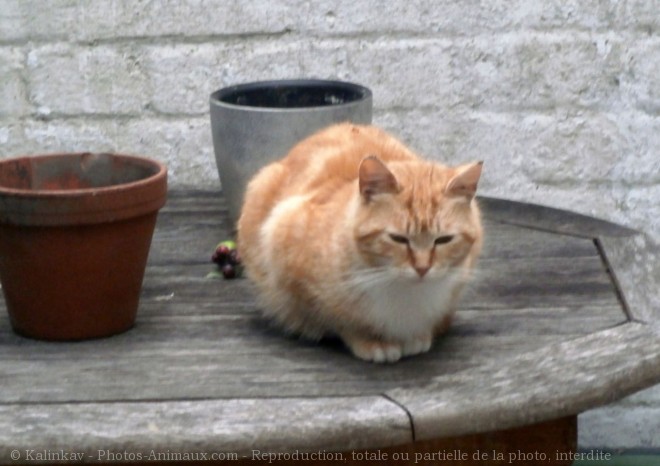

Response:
(344, 337), (403, 363)
(402, 335), (433, 357)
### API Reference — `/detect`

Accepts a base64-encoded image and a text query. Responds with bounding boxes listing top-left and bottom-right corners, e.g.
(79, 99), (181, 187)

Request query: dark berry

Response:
(228, 249), (241, 266)
(211, 240), (243, 278)
(212, 244), (232, 265)
(221, 264), (236, 279)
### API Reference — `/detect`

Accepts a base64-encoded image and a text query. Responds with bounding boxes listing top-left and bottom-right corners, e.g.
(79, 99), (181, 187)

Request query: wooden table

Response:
(1, 189), (659, 465)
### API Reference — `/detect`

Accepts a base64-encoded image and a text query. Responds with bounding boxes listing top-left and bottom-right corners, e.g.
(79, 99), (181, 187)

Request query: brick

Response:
(1, 117), (116, 161)
(0, 47), (29, 117)
(21, 119), (117, 154)
(347, 38), (455, 109)
(377, 109), (559, 188)
(375, 109), (471, 163)
(75, 0), (295, 40)
(615, 184), (660, 241)
(453, 33), (624, 111)
(375, 108), (516, 167)
(116, 117), (218, 186)
(519, 111), (626, 184)
(27, 43), (149, 115)
(376, 108), (546, 205)
(579, 406), (660, 450)
(2, 116), (219, 188)
(376, 108), (636, 227)
(620, 0), (660, 32)
(624, 38), (660, 114)
(619, 384), (660, 406)
(141, 40), (349, 115)
(0, 121), (28, 157)
(0, 0), (634, 43)
(298, 0), (482, 35)
(298, 0), (621, 36)
(0, 0), (24, 42)
(140, 43), (221, 115)
(0, 0), (78, 42)
(144, 37), (455, 114)
(0, 0), (295, 43)
(6, 117), (219, 187)
(512, 0), (622, 31)
(608, 113), (660, 184)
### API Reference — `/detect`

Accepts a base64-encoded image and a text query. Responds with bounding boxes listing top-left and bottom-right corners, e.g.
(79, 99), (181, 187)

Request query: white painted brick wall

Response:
(1, 0), (659, 452)
(27, 43), (150, 116)
(0, 47), (27, 117)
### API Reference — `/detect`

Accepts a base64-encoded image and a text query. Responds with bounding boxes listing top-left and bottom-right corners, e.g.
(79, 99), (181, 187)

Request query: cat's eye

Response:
(434, 235), (455, 245)
(388, 233), (410, 245)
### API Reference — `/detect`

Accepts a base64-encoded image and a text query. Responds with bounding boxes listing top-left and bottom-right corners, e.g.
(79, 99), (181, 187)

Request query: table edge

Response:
(385, 322), (660, 440)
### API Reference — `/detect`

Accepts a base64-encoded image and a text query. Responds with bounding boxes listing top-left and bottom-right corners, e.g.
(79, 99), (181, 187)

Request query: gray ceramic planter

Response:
(210, 79), (372, 228)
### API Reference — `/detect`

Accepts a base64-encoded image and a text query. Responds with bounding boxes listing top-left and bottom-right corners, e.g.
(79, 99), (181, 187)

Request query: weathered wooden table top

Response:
(1, 189), (659, 460)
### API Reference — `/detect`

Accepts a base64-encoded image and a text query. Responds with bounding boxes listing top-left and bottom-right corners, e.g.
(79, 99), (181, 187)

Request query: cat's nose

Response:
(414, 266), (430, 278)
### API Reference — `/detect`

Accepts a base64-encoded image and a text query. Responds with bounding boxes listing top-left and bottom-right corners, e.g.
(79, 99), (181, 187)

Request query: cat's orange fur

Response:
(238, 123), (483, 363)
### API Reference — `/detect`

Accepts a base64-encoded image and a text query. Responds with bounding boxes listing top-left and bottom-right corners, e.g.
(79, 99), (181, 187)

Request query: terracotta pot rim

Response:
(0, 152), (167, 198)
(0, 152), (168, 226)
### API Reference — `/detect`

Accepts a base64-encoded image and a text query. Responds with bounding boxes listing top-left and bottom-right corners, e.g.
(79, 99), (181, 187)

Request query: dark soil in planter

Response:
(0, 152), (154, 191)
(221, 83), (363, 108)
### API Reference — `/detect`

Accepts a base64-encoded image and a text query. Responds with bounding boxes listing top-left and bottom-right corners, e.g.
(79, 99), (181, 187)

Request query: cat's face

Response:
(353, 157), (482, 281)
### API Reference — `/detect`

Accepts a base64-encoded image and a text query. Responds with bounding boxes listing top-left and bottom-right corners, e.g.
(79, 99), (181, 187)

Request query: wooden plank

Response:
(147, 212), (600, 266)
(468, 255), (621, 306)
(140, 248), (616, 292)
(0, 396), (412, 464)
(478, 196), (637, 238)
(0, 304), (620, 357)
(386, 322), (660, 441)
(148, 215), (227, 265)
(597, 233), (660, 324)
(3, 296), (620, 349)
(0, 320), (624, 404)
(150, 189), (604, 265)
(161, 189), (228, 214)
(134, 254), (625, 316)
(478, 222), (598, 259)
(454, 306), (625, 336)
(0, 338), (587, 402)
(0, 326), (571, 402)
(0, 302), (616, 338)
(162, 189), (635, 240)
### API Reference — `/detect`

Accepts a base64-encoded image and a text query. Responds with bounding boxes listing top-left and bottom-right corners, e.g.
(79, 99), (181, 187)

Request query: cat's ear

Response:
(446, 161), (483, 200)
(359, 156), (399, 202)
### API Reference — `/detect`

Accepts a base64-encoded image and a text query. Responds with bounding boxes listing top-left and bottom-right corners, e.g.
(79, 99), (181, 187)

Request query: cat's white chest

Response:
(360, 273), (459, 340)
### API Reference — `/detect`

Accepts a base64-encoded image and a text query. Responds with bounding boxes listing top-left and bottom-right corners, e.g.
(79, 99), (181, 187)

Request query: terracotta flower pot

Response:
(0, 153), (167, 340)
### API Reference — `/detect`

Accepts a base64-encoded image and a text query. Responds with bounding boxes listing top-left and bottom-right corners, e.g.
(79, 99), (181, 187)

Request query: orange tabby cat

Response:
(237, 123), (483, 363)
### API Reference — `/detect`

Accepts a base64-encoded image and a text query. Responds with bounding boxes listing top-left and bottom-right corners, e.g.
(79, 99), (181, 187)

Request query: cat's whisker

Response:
(341, 267), (397, 291)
